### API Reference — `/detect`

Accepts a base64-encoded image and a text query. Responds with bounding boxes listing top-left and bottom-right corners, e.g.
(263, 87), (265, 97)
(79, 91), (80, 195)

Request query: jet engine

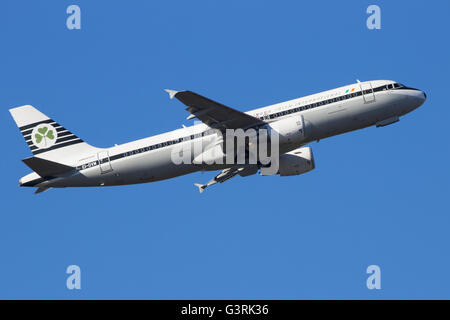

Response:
(266, 115), (306, 145)
(278, 147), (315, 176)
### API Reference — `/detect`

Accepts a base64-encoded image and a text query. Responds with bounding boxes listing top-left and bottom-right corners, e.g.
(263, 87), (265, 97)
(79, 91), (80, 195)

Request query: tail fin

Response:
(9, 105), (98, 159)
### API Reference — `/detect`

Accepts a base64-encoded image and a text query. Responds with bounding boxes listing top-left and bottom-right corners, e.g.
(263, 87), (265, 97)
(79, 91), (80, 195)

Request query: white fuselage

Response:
(21, 80), (426, 189)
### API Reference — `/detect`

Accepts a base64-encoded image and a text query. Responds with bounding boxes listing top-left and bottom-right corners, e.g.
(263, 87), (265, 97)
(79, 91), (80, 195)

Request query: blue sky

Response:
(1, 0), (449, 299)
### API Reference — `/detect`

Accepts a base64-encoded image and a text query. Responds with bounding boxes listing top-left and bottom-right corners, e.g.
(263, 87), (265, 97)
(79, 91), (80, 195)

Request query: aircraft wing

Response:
(165, 89), (266, 130)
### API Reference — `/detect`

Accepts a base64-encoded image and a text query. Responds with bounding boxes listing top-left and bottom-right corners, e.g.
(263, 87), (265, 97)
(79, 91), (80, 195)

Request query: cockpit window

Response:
(390, 83), (419, 91)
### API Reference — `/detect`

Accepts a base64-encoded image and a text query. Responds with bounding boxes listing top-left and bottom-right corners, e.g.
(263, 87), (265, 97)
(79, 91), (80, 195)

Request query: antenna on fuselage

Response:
(356, 79), (361, 83)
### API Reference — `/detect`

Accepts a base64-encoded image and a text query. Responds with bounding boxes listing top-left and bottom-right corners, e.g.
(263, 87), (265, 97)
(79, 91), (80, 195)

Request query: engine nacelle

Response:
(267, 115), (306, 145)
(278, 147), (315, 176)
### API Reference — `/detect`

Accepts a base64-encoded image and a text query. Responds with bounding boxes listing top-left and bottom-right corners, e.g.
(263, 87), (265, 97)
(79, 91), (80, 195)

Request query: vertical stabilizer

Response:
(9, 105), (99, 162)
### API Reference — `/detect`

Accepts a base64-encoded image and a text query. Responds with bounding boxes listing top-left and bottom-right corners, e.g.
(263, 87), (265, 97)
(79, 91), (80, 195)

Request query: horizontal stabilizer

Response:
(35, 187), (51, 194)
(22, 157), (74, 178)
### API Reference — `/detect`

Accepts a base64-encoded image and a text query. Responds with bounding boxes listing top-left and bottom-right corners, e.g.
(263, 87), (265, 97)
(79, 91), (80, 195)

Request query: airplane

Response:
(9, 80), (426, 194)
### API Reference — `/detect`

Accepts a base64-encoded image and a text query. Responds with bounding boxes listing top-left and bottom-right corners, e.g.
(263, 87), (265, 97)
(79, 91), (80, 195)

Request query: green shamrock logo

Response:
(35, 126), (55, 147)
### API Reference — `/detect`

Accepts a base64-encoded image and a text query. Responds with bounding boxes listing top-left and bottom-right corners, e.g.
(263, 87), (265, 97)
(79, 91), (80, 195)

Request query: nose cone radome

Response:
(409, 89), (427, 110)
(417, 90), (427, 107)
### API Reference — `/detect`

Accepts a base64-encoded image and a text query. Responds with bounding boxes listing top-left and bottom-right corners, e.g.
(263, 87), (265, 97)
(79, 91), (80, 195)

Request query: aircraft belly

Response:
(323, 104), (352, 136)
(302, 105), (352, 140)
(50, 148), (197, 187)
(350, 94), (397, 126)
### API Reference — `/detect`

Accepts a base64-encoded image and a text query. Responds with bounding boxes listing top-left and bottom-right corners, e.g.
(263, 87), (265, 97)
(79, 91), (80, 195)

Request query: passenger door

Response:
(359, 82), (375, 103)
(97, 150), (113, 174)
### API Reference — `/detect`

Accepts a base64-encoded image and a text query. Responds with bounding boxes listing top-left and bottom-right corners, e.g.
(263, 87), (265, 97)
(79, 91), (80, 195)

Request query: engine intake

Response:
(267, 115), (306, 145)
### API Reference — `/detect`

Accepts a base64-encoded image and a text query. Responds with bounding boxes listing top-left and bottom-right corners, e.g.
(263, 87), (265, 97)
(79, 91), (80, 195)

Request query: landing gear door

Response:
(98, 150), (113, 174)
(359, 81), (376, 104)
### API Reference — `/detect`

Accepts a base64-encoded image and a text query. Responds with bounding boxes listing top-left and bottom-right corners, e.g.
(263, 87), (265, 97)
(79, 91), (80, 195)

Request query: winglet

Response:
(164, 89), (179, 99)
(194, 183), (206, 194)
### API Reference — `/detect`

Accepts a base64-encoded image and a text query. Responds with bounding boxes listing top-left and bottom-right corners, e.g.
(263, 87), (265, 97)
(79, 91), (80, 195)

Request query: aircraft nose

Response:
(419, 90), (427, 105)
(412, 90), (427, 109)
